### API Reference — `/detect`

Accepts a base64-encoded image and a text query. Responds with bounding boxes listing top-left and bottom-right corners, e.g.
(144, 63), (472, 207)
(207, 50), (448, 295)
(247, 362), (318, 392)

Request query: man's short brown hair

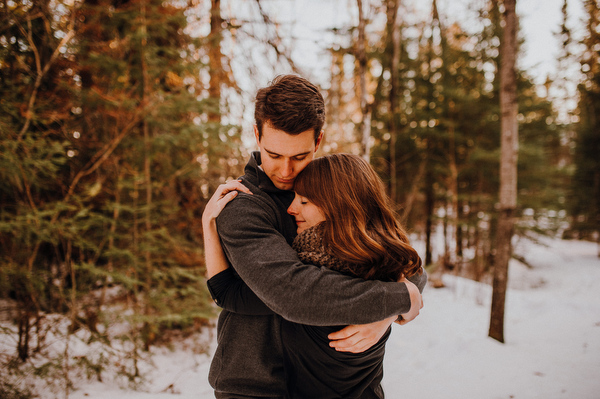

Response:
(254, 75), (325, 144)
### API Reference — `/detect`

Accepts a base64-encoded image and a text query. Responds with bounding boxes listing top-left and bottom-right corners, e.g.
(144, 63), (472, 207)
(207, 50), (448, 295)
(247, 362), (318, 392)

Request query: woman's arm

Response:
(202, 180), (251, 278)
(202, 180), (273, 315)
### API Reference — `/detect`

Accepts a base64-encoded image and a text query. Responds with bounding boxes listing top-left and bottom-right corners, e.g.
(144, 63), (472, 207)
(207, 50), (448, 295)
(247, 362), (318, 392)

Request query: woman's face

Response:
(287, 193), (326, 234)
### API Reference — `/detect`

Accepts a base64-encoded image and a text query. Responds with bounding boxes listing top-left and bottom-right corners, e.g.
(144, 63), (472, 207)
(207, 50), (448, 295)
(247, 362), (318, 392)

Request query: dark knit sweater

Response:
(208, 152), (427, 398)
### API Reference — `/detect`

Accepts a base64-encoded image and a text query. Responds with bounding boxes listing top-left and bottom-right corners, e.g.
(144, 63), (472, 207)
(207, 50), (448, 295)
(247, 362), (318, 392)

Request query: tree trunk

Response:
(356, 0), (371, 162)
(456, 200), (464, 258)
(17, 309), (31, 361)
(386, 0), (401, 201)
(141, 0), (154, 352)
(209, 0), (223, 123)
(447, 103), (459, 268)
(401, 154), (426, 222)
(432, 0), (459, 269)
(595, 170), (600, 258)
(489, 0), (519, 343)
(425, 168), (435, 266)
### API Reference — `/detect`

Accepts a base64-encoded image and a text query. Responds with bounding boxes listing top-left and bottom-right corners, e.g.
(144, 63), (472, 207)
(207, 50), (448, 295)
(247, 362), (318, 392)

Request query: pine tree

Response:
(365, 0), (564, 274)
(569, 0), (600, 252)
(0, 0), (244, 370)
(71, 0), (242, 349)
(0, 0), (78, 361)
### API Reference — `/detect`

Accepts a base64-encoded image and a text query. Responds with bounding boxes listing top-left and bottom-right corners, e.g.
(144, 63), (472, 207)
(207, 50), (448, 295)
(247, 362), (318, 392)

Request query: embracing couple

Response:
(202, 75), (427, 398)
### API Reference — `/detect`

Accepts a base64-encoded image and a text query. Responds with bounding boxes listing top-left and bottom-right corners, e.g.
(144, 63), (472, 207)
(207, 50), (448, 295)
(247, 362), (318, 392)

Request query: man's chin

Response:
(273, 180), (294, 191)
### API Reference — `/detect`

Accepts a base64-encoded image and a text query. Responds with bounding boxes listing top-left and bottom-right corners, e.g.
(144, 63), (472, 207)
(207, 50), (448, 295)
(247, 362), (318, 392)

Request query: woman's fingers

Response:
(215, 190), (238, 212)
(219, 179), (252, 196)
(202, 180), (252, 224)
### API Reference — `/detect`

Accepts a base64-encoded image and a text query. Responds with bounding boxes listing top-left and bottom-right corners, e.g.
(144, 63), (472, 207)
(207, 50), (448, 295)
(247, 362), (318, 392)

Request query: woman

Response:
(203, 154), (425, 398)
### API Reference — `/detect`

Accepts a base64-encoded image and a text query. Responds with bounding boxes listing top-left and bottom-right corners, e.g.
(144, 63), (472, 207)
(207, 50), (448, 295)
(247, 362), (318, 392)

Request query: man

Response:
(207, 75), (426, 398)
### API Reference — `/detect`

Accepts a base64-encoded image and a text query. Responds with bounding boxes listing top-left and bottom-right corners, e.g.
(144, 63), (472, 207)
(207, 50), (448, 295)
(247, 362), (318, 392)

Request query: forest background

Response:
(1, 0), (599, 397)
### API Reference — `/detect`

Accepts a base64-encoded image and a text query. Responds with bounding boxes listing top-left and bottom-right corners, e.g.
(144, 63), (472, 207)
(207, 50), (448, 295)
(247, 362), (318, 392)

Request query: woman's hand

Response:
(202, 180), (252, 227)
(328, 315), (397, 353)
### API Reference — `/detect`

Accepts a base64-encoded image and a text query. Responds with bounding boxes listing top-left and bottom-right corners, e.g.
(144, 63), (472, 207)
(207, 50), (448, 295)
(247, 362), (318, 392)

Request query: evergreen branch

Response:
(16, 8), (77, 140)
(166, 156), (201, 183)
(9, 9), (78, 238)
(26, 109), (144, 275)
(15, 161), (37, 212)
(65, 113), (144, 203)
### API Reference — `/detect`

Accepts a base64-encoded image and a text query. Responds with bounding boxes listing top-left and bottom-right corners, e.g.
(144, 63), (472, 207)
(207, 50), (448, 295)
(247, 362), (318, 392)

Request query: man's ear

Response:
(254, 125), (260, 146)
(315, 130), (324, 152)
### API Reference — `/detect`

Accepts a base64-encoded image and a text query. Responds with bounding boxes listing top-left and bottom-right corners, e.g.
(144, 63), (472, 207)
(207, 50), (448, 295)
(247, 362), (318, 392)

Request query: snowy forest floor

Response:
(5, 235), (600, 399)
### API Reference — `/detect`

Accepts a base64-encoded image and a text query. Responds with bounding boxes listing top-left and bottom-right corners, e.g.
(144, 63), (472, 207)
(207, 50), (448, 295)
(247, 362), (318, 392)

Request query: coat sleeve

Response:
(409, 268), (428, 293)
(207, 268), (274, 315)
(216, 195), (417, 326)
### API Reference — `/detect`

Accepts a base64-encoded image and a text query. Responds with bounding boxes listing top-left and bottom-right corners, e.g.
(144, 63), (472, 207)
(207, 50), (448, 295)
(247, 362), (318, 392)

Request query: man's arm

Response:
(408, 268), (428, 293)
(329, 269), (427, 352)
(217, 195), (417, 327)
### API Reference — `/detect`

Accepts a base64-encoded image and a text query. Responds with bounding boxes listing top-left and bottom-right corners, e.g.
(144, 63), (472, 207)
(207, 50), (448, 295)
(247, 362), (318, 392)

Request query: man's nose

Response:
(281, 159), (293, 177)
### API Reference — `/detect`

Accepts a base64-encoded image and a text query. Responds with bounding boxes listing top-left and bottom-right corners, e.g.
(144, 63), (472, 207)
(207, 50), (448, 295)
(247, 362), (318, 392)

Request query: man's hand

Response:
(396, 276), (423, 325)
(327, 315), (397, 353)
(327, 277), (424, 353)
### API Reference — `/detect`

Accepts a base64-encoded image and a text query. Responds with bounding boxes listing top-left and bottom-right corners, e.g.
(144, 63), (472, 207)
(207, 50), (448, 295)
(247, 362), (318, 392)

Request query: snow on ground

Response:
(381, 237), (600, 399)
(61, 237), (600, 398)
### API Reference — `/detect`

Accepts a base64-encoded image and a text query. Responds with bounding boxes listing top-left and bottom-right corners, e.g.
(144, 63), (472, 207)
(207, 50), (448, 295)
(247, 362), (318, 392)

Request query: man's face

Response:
(255, 122), (322, 191)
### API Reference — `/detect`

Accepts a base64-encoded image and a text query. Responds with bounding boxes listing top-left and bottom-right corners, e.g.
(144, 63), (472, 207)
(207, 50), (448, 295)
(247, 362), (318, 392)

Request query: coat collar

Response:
(245, 151), (295, 197)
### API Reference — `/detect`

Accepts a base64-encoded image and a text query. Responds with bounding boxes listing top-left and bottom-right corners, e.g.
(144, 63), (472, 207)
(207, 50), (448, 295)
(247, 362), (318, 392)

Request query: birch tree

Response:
(489, 0), (519, 343)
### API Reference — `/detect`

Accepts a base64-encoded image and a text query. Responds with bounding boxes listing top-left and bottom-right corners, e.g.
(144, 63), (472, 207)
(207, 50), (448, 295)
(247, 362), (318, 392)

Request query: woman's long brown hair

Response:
(293, 154), (422, 282)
